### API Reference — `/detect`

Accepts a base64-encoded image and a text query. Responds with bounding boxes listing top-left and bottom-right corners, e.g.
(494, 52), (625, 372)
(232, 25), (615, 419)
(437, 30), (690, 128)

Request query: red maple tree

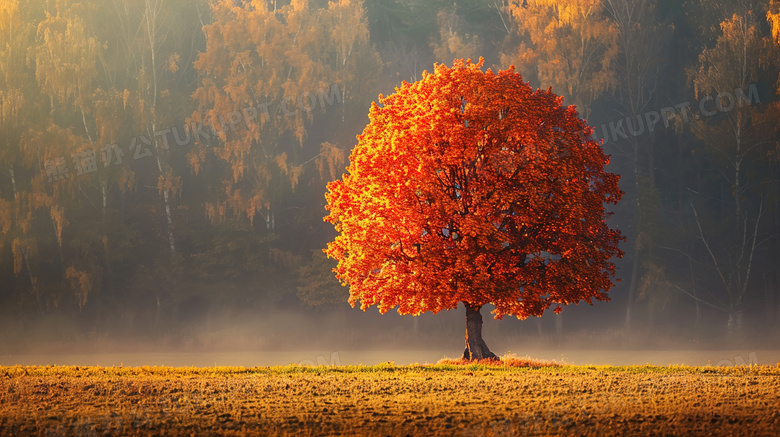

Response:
(325, 59), (624, 360)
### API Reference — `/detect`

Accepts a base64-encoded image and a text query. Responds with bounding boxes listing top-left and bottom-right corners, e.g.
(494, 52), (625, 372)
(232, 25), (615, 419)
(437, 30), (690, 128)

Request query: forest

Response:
(1, 0), (779, 351)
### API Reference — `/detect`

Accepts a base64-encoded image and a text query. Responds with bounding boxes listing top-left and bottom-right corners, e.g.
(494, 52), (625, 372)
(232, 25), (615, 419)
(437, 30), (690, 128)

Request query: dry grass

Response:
(437, 352), (563, 368)
(1, 357), (779, 436)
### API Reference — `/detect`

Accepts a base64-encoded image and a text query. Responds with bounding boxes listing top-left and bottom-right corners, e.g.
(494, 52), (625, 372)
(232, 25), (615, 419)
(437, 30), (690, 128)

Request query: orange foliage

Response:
(768, 1), (780, 94)
(325, 60), (623, 320)
(769, 0), (780, 41)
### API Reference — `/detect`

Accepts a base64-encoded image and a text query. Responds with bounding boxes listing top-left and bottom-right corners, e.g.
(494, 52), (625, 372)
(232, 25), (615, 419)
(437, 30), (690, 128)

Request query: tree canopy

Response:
(325, 59), (624, 320)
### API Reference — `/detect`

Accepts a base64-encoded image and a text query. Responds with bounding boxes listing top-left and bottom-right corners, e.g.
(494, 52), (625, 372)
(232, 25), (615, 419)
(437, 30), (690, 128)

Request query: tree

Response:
(324, 59), (623, 360)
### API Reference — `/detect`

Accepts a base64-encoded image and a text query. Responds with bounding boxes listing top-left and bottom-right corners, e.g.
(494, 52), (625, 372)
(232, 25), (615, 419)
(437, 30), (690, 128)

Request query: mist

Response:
(1, 0), (779, 368)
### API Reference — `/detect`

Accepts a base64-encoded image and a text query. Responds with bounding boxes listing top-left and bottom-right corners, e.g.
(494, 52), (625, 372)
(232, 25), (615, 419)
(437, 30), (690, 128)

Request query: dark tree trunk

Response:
(462, 303), (498, 361)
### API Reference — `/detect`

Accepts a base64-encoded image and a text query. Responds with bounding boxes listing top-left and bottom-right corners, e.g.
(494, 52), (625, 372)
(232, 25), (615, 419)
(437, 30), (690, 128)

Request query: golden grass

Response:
(437, 352), (563, 368)
(1, 357), (779, 436)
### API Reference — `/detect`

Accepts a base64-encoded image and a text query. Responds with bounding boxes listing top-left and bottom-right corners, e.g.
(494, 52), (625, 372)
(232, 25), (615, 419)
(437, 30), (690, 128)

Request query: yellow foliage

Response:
(93, 88), (125, 145)
(191, 0), (377, 223)
(290, 0), (308, 12)
(290, 164), (303, 192)
(0, 0), (31, 128)
(49, 206), (66, 248)
(247, 193), (269, 225)
(35, 8), (99, 109)
(187, 145), (208, 176)
(768, 2), (780, 93)
(691, 13), (765, 100)
(11, 238), (33, 276)
(168, 52), (180, 73)
(275, 152), (288, 174)
(250, 0), (270, 13)
(65, 266), (97, 310)
(0, 90), (24, 126)
(158, 174), (182, 198)
(0, 0), (19, 34)
(0, 199), (11, 242)
(502, 0), (618, 116)
(316, 142), (347, 182)
(431, 9), (479, 63)
(771, 0), (780, 40)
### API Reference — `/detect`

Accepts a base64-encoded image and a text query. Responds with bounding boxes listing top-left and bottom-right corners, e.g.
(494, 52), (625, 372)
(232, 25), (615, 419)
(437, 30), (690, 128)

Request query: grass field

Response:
(1, 356), (779, 436)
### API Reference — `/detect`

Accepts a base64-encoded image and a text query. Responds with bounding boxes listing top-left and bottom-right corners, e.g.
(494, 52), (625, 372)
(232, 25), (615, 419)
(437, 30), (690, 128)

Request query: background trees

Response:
(0, 0), (44, 312)
(678, 4), (779, 335)
(600, 0), (670, 330)
(0, 0), (777, 349)
(501, 0), (618, 118)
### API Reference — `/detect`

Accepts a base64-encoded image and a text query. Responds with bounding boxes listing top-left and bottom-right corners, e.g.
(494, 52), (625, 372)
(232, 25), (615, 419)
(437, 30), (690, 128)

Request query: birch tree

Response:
(684, 5), (778, 335)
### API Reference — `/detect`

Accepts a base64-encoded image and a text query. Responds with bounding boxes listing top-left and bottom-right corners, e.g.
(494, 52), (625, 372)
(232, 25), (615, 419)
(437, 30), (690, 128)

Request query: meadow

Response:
(1, 357), (779, 436)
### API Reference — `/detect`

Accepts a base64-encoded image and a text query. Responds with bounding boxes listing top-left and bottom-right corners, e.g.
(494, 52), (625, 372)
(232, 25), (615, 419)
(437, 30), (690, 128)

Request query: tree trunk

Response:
(162, 188), (175, 253)
(8, 167), (17, 200)
(101, 180), (107, 222)
(462, 303), (498, 361)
